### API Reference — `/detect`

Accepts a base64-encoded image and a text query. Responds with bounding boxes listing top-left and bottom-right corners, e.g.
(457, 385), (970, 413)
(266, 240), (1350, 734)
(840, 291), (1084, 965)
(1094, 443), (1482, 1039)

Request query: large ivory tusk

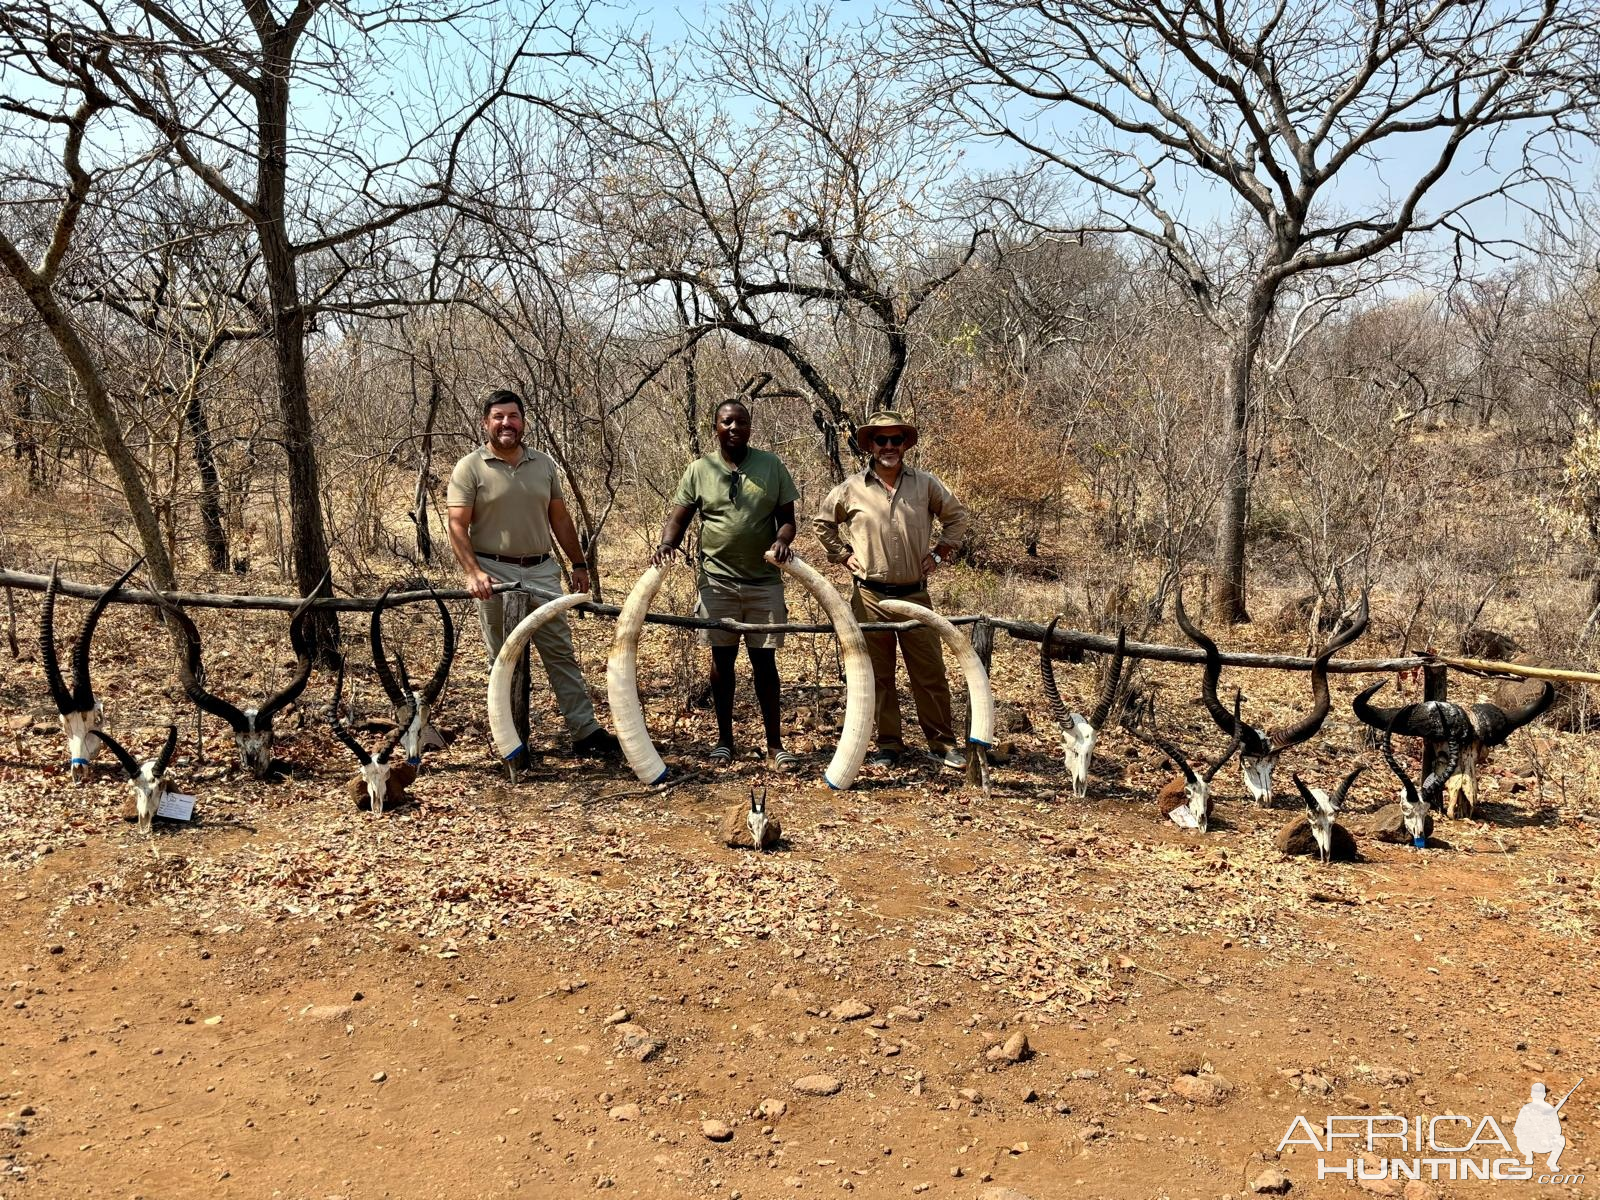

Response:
(876, 598), (995, 748)
(605, 564), (671, 784)
(487, 592), (591, 761)
(767, 553), (874, 790)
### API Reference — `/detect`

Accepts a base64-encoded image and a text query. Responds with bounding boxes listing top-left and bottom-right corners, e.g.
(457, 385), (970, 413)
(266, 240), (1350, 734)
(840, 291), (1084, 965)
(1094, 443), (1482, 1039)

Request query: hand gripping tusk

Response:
(486, 593), (591, 762)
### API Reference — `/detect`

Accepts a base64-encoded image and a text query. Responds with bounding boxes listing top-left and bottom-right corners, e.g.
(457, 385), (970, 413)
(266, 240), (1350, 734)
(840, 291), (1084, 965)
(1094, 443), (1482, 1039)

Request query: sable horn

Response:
(1269, 593), (1370, 751)
(1039, 616), (1070, 732)
(369, 588), (405, 705)
(375, 692), (415, 765)
(1202, 691), (1245, 783)
(1175, 589), (1245, 742)
(94, 729), (143, 780)
(420, 583), (455, 706)
(1126, 705), (1197, 786)
(40, 562), (72, 712)
(1087, 627), (1126, 730)
(327, 660), (371, 766)
(1471, 682), (1555, 748)
(70, 559), (142, 711)
(154, 723), (179, 777)
(255, 571), (327, 725)
(156, 592), (250, 730)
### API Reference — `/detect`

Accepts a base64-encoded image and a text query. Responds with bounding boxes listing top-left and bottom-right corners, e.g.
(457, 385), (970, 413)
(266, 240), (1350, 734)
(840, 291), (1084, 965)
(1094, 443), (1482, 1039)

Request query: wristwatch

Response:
(931, 550), (944, 565)
(571, 561), (589, 570)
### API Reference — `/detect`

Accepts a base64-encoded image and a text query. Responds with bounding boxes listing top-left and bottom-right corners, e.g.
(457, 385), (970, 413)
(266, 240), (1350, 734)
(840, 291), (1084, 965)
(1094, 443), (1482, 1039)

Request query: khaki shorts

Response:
(696, 574), (788, 649)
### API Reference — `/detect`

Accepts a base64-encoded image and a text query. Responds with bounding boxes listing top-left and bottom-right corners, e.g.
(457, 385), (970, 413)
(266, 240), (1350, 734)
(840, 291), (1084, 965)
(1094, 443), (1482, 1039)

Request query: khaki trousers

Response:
(850, 583), (955, 753)
(474, 555), (602, 742)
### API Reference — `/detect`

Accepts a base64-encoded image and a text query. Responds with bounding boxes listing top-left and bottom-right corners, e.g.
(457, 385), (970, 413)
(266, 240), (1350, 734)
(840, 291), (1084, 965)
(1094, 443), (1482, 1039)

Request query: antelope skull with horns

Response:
(97, 726), (179, 836)
(1290, 766), (1364, 863)
(1175, 590), (1369, 805)
(156, 576), (324, 777)
(369, 585), (455, 766)
(1126, 694), (1243, 833)
(40, 559), (142, 780)
(1352, 677), (1552, 819)
(1379, 721), (1437, 849)
(1039, 620), (1125, 798)
(329, 661), (414, 816)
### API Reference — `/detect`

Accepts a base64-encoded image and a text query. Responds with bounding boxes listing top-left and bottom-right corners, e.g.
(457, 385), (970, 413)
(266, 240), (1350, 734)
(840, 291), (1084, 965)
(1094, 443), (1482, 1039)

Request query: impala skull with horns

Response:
(1352, 676), (1552, 818)
(98, 725), (179, 836)
(329, 660), (414, 816)
(1039, 620), (1126, 798)
(40, 558), (143, 780)
(155, 575), (325, 777)
(1126, 693), (1243, 833)
(369, 585), (455, 766)
(1175, 589), (1369, 805)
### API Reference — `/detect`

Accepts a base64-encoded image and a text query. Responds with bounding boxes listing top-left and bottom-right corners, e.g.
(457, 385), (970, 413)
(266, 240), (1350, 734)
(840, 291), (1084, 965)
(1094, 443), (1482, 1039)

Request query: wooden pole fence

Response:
(7, 567), (1580, 681)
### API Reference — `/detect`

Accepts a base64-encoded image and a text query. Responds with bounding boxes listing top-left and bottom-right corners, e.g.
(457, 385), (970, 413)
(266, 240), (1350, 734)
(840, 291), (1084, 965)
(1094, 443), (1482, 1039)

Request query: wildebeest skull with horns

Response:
(154, 576), (325, 777)
(1039, 619), (1126, 798)
(1175, 589), (1369, 805)
(40, 559), (142, 781)
(1352, 676), (1553, 818)
(369, 585), (455, 767)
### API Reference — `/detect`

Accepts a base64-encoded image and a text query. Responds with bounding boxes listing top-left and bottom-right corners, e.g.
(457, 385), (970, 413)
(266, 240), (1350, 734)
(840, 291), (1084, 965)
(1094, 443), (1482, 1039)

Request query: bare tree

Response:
(586, 0), (983, 478)
(0, 0), (595, 654)
(904, 0), (1598, 620)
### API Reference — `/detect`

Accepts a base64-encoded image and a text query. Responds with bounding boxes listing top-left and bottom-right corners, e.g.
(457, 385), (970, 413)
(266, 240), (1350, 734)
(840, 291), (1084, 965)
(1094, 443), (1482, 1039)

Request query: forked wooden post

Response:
(1420, 662), (1448, 780)
(966, 619), (995, 786)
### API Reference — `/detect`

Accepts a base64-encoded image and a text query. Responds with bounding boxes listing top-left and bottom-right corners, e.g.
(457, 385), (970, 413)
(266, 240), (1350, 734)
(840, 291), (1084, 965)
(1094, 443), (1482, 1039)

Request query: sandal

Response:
(769, 748), (801, 774)
(708, 744), (734, 767)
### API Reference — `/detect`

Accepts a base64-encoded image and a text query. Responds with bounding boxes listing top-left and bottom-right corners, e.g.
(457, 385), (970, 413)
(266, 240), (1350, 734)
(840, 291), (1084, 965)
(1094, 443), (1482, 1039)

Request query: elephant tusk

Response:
(875, 599), (995, 749)
(766, 552), (874, 790)
(606, 564), (672, 784)
(486, 592), (591, 762)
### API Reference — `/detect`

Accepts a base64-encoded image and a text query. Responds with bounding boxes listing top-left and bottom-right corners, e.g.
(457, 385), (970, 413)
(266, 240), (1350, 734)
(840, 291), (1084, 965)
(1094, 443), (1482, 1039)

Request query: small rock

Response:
(1171, 1073), (1233, 1106)
(203, 1015), (222, 1026)
(614, 1022), (665, 1063)
(602, 1008), (630, 1026)
(793, 1074), (842, 1096)
(1250, 1167), (1290, 1194)
(371, 1071), (387, 1083)
(18, 1106), (35, 1117)
(829, 999), (874, 1021)
(977, 1188), (1036, 1200)
(1298, 1070), (1333, 1096)
(46, 945), (63, 956)
(886, 1005), (923, 1022)
(1020, 1087), (1038, 1103)
(701, 1120), (733, 1142)
(1071, 1068), (1098, 1080)
(608, 1104), (640, 1122)
(958, 1088), (982, 1103)
(1401, 1183), (1436, 1200)
(985, 1030), (1030, 1064)
(301, 1004), (353, 1023)
(758, 1098), (787, 1119)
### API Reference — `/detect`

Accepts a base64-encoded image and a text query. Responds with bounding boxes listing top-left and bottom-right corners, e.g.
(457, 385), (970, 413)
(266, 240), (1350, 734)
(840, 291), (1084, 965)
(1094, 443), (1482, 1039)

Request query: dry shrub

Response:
(916, 383), (1071, 559)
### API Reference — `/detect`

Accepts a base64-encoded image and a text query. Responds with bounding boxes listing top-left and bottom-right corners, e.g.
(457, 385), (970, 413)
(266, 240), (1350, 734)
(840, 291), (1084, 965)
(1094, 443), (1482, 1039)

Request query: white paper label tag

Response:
(1167, 804), (1200, 829)
(157, 793), (197, 821)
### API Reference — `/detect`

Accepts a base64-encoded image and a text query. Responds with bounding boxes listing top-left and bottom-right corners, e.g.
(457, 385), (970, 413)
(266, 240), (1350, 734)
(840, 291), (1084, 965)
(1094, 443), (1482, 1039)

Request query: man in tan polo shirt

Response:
(813, 410), (973, 769)
(447, 389), (618, 761)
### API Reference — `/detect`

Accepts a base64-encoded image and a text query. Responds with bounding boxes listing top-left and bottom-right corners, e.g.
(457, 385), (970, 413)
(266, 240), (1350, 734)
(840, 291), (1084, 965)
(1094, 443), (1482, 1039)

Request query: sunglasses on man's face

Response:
(871, 434), (905, 448)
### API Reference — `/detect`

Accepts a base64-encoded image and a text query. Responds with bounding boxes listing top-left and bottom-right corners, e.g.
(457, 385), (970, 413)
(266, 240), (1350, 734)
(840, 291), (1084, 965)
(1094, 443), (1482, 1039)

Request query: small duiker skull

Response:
(747, 785), (770, 848)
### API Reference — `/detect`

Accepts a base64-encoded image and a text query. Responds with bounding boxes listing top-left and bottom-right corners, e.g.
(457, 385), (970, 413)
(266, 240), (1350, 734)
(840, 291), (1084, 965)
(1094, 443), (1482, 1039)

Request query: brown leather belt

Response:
(479, 551), (552, 567)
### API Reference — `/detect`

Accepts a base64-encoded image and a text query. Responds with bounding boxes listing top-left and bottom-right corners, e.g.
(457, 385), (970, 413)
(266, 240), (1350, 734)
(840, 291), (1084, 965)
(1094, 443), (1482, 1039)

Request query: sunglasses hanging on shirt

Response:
(727, 468), (742, 504)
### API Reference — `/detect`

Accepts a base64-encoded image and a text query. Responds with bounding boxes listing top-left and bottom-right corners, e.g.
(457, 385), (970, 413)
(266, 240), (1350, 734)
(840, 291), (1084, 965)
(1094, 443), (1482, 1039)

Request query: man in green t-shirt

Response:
(652, 399), (800, 770)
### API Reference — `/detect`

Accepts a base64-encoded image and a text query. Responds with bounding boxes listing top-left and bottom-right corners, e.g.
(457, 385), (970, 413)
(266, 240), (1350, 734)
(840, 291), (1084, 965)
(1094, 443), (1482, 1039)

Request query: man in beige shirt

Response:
(447, 390), (618, 763)
(813, 410), (974, 768)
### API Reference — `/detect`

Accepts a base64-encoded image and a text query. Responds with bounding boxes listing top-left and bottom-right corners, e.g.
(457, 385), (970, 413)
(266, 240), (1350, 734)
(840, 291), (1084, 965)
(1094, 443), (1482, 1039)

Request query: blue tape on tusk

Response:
(965, 738), (992, 748)
(651, 768), (669, 785)
(70, 757), (89, 766)
(406, 757), (421, 766)
(503, 745), (525, 761)
(1412, 837), (1426, 849)
(824, 774), (840, 790)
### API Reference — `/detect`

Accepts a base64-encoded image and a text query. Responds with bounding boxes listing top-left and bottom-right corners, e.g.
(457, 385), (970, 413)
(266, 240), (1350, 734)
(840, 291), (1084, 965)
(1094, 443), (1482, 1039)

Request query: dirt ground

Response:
(2, 583), (1598, 1200)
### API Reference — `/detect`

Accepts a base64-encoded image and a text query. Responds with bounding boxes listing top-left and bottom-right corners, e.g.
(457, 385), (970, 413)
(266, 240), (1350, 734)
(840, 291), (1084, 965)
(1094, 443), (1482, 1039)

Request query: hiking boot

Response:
(866, 748), (901, 768)
(930, 744), (967, 770)
(573, 729), (621, 759)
